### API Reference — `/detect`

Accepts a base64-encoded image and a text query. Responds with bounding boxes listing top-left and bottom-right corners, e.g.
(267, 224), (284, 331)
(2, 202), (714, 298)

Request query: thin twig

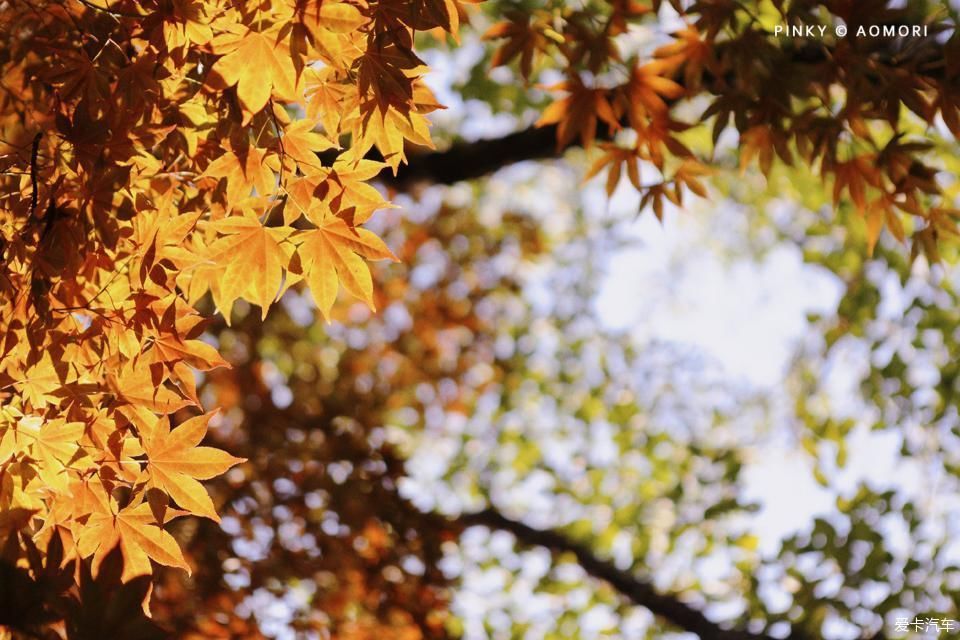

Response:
(29, 132), (41, 216)
(269, 98), (287, 197)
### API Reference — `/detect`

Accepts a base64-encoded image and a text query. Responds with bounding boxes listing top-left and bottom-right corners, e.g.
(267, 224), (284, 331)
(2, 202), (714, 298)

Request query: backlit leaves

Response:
(209, 27), (300, 122)
(76, 488), (191, 583)
(510, 0), (958, 253)
(537, 78), (620, 150)
(141, 412), (245, 522)
(296, 215), (398, 321)
(3, 0), (960, 635)
(203, 216), (295, 319)
(0, 0), (464, 604)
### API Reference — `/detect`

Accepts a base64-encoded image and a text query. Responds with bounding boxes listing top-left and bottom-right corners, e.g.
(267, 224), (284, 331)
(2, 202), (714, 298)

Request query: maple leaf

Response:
(141, 412), (244, 522)
(738, 124), (793, 176)
(622, 61), (685, 129)
(537, 78), (621, 150)
(278, 119), (336, 173)
(654, 27), (712, 91)
(132, 209), (203, 289)
(142, 300), (230, 372)
(209, 27), (300, 122)
(162, 0), (214, 51)
(376, 0), (461, 34)
(358, 38), (426, 112)
(76, 484), (190, 583)
(20, 417), (86, 492)
(355, 93), (436, 172)
(108, 362), (193, 415)
(294, 215), (397, 321)
(298, 0), (365, 35)
(831, 154), (882, 213)
(484, 13), (548, 79)
(327, 158), (394, 225)
(203, 146), (278, 205)
(202, 215), (295, 319)
(13, 353), (71, 410)
(305, 67), (356, 137)
(144, 332), (229, 371)
(585, 143), (646, 196)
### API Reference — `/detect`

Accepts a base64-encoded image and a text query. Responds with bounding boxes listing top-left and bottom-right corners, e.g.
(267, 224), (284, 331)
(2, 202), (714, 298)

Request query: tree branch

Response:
(384, 122), (575, 189)
(314, 121), (581, 190)
(456, 506), (803, 640)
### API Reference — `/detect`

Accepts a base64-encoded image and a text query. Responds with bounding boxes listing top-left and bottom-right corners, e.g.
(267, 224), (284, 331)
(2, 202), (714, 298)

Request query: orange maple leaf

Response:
(141, 412), (244, 522)
(203, 146), (278, 205)
(537, 78), (620, 150)
(295, 215), (397, 321)
(202, 216), (295, 319)
(279, 119), (336, 173)
(108, 362), (193, 415)
(76, 483), (191, 583)
(22, 418), (86, 491)
(209, 28), (300, 121)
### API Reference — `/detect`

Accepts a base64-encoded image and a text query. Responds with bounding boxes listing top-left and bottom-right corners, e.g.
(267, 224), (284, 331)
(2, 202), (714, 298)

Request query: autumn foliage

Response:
(2, 0), (960, 637)
(0, 0), (459, 615)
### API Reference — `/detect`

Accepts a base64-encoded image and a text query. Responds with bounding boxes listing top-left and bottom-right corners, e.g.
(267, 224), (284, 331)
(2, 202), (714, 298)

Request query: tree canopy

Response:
(1, 0), (960, 638)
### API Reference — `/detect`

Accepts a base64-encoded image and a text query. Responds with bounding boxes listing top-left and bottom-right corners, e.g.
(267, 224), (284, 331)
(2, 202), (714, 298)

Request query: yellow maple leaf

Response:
(203, 216), (295, 319)
(141, 412), (244, 522)
(279, 119), (336, 172)
(108, 362), (193, 415)
(311, 1), (365, 34)
(76, 483), (191, 583)
(305, 67), (356, 137)
(209, 27), (300, 121)
(355, 102), (435, 172)
(20, 417), (85, 492)
(327, 157), (394, 225)
(203, 147), (278, 206)
(14, 353), (71, 410)
(295, 215), (397, 321)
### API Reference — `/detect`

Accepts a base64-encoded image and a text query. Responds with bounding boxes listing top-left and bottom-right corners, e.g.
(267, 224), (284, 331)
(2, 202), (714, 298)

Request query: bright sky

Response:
(592, 192), (841, 546)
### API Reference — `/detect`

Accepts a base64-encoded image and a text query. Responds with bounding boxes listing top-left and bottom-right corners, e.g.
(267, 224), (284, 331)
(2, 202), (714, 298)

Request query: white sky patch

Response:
(593, 200), (843, 387)
(741, 449), (835, 554)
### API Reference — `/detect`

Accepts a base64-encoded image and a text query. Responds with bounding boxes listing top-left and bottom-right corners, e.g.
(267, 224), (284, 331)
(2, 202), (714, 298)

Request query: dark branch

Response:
(384, 122), (579, 188)
(316, 121), (586, 190)
(456, 506), (806, 640)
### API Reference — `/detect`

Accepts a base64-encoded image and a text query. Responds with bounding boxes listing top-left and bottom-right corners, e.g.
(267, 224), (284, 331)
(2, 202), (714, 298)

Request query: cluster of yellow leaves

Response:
(0, 0), (463, 589)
